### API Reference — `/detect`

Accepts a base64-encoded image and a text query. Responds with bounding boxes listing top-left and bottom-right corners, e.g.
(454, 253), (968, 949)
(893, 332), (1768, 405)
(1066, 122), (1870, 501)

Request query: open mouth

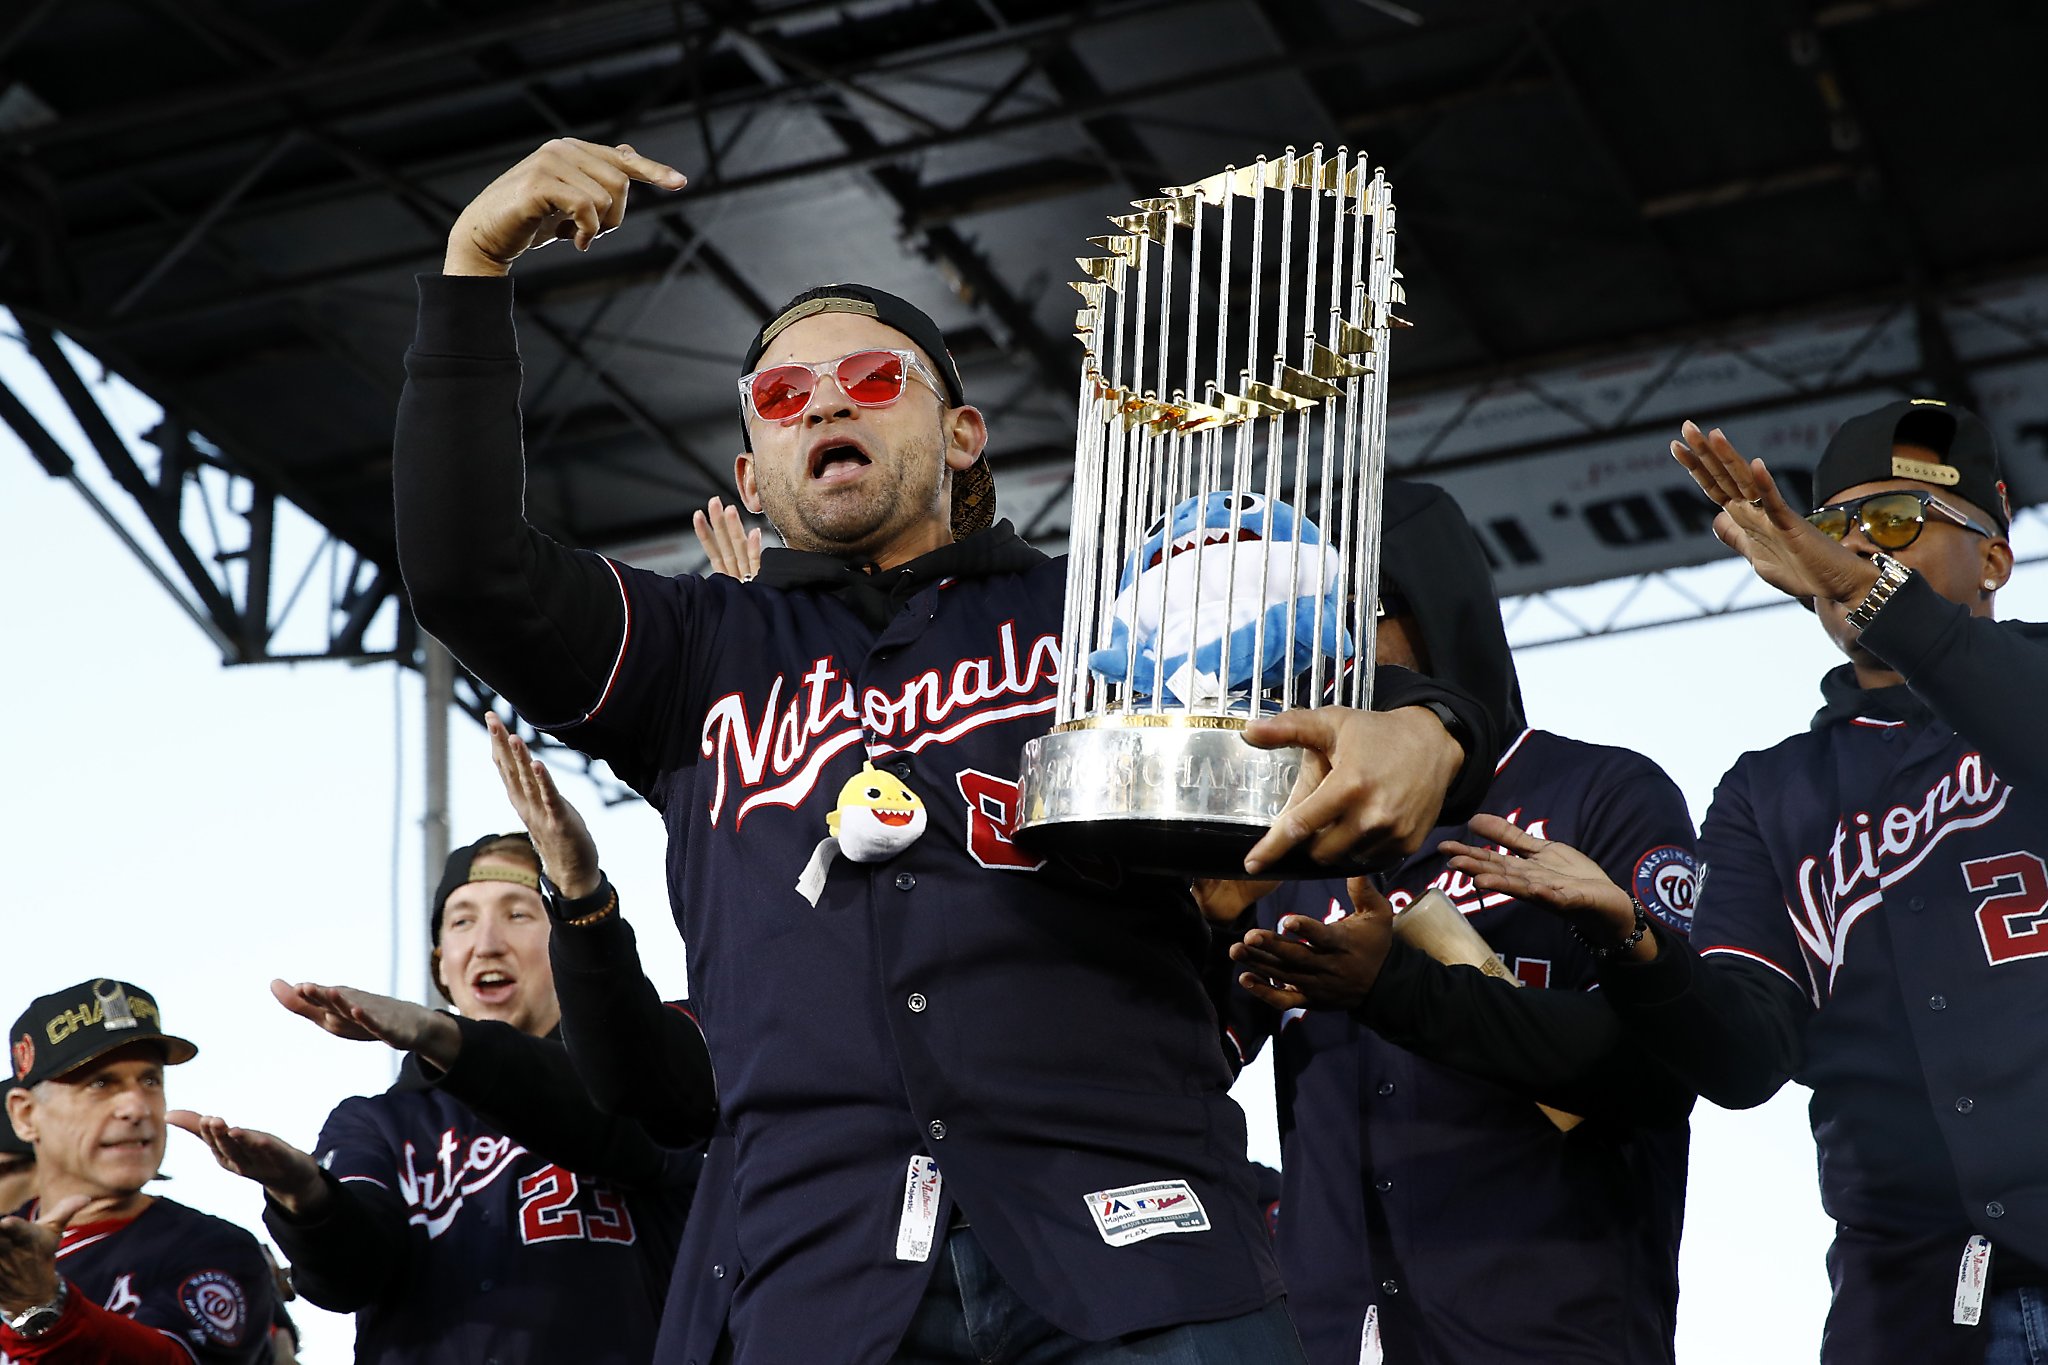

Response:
(1147, 525), (1263, 570)
(471, 970), (517, 1003)
(872, 807), (916, 827)
(810, 440), (872, 482)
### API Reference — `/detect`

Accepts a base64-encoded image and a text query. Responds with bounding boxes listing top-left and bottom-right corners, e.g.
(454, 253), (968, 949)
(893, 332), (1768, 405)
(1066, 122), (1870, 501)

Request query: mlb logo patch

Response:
(1082, 1179), (1211, 1248)
(1632, 844), (1698, 932)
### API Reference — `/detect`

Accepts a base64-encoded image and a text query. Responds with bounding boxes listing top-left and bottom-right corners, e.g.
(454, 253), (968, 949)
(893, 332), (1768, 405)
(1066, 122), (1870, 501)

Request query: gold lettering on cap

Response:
(1892, 455), (1960, 486)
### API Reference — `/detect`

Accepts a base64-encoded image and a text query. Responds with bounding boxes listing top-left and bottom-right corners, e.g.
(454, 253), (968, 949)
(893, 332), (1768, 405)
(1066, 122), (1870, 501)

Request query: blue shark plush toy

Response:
(1089, 490), (1353, 706)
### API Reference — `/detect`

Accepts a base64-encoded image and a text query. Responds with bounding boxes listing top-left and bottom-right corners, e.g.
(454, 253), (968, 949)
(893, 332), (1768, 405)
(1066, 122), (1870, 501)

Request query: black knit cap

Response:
(1814, 398), (2011, 531)
(740, 283), (994, 540)
(430, 832), (541, 947)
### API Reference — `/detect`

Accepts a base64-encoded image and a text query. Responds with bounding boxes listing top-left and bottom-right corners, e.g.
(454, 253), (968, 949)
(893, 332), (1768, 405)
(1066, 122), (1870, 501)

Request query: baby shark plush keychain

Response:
(795, 762), (929, 906)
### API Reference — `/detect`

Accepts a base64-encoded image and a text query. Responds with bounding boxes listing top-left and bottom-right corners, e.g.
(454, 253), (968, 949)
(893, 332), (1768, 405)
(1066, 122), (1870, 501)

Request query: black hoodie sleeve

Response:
(263, 1173), (409, 1312)
(393, 275), (628, 727)
(1857, 573), (2048, 787)
(1594, 923), (1810, 1109)
(1354, 942), (1697, 1125)
(548, 884), (719, 1147)
(422, 1017), (695, 1188)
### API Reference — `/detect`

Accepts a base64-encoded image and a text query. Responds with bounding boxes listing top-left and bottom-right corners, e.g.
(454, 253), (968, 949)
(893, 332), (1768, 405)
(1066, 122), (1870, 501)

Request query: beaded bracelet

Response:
(1574, 899), (1650, 960)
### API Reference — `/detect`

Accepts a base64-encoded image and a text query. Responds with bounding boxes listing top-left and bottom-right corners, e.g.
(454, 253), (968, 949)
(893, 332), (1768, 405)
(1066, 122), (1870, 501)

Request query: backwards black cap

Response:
(740, 283), (993, 539)
(430, 832), (541, 948)
(1814, 398), (2011, 531)
(10, 980), (198, 1088)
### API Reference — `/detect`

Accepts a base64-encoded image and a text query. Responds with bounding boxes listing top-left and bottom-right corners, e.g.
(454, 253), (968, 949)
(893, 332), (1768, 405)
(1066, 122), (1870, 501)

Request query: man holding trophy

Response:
(395, 137), (1493, 1362)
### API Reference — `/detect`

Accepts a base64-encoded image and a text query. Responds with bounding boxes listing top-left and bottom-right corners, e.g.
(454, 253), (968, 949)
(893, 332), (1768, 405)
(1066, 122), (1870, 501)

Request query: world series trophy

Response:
(1014, 145), (1405, 879)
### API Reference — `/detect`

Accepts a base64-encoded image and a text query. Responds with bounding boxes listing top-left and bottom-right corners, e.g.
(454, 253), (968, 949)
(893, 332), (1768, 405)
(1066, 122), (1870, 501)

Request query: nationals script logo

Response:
(1788, 750), (2011, 995)
(388, 1129), (529, 1239)
(700, 623), (1060, 827)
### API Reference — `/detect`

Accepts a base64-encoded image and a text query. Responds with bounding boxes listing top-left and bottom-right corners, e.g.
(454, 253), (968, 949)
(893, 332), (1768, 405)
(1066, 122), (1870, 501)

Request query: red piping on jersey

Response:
(1700, 944), (1812, 1000)
(1494, 727), (1534, 776)
(571, 557), (634, 726)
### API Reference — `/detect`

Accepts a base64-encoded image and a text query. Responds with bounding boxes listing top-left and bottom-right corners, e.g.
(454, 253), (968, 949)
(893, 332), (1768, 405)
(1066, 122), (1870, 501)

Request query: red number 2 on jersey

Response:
(1966, 851), (2048, 967)
(956, 771), (1046, 871)
(517, 1166), (638, 1246)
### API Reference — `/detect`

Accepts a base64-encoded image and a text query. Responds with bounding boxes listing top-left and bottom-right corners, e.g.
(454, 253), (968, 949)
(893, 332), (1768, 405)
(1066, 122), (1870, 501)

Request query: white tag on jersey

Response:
(896, 1155), (944, 1262)
(1954, 1234), (1993, 1325)
(1357, 1305), (1384, 1365)
(1082, 1179), (1211, 1247)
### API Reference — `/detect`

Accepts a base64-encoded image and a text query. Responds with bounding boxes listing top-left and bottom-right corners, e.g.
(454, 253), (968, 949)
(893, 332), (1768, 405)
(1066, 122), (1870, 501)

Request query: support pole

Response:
(420, 636), (453, 1005)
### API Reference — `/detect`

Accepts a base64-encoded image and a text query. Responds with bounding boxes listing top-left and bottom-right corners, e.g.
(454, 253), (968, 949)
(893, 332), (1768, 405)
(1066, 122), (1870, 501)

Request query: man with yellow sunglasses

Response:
(1439, 397), (2048, 1365)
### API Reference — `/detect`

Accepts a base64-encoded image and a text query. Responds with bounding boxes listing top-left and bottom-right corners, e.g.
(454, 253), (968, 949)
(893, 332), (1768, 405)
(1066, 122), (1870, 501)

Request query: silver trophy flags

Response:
(1014, 145), (1406, 878)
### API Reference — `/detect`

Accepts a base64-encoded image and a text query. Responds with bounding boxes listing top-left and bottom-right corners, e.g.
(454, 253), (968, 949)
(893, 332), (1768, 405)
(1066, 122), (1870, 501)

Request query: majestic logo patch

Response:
(177, 1270), (247, 1346)
(1633, 845), (1698, 932)
(1083, 1179), (1211, 1247)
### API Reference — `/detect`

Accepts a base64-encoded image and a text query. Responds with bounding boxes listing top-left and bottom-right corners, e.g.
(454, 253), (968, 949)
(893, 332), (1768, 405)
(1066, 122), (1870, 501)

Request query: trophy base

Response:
(1013, 716), (1374, 880)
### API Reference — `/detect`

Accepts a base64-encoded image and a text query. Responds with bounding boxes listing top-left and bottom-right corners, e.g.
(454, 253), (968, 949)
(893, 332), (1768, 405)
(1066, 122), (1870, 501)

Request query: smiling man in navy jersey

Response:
(170, 833), (709, 1365)
(0, 980), (277, 1363)
(393, 137), (1502, 1364)
(1452, 402), (2048, 1365)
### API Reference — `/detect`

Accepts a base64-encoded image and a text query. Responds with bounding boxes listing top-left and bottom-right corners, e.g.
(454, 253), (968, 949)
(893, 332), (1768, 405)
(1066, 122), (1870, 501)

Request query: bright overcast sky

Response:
(3, 329), (2043, 1362)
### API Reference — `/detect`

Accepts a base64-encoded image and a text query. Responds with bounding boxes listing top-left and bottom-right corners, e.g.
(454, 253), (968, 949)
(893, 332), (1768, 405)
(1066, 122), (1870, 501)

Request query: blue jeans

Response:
(1986, 1287), (2048, 1365)
(887, 1225), (1308, 1365)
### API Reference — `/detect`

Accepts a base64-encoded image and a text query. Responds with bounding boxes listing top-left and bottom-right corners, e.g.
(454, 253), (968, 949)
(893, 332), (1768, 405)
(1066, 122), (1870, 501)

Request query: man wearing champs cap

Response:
(393, 139), (1499, 1363)
(1445, 400), (2048, 1364)
(1, 980), (278, 1362)
(169, 830), (710, 1365)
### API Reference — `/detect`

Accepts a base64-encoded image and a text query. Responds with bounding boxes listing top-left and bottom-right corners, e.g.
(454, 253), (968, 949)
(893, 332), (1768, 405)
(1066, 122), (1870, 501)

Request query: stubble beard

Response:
(761, 424), (950, 558)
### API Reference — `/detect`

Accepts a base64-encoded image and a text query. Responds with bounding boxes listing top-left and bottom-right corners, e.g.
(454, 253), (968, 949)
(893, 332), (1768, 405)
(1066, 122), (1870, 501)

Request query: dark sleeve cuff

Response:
(412, 273), (519, 358)
(1594, 920), (1696, 1007)
(549, 895), (645, 971)
(1349, 938), (1430, 1029)
(1855, 570), (1965, 680)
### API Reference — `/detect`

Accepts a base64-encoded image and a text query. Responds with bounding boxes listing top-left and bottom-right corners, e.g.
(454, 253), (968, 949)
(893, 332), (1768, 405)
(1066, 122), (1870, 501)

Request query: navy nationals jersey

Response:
(282, 1081), (665, 1364)
(559, 543), (1287, 1364)
(35, 1197), (276, 1363)
(1235, 729), (1696, 1365)
(393, 275), (1492, 1365)
(1684, 662), (2048, 1362)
